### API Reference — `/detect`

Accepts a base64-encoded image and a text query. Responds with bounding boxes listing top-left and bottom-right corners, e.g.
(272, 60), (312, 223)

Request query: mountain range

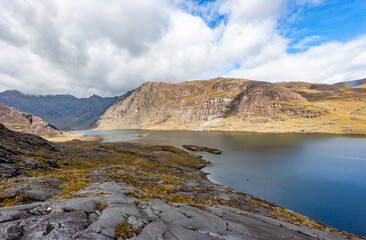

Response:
(0, 90), (118, 130)
(1, 78), (365, 135)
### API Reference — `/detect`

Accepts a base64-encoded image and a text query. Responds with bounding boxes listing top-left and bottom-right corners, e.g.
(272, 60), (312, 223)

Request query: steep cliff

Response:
(96, 77), (366, 134)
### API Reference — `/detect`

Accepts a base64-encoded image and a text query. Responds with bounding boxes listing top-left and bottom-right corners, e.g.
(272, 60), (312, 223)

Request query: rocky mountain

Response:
(96, 77), (366, 134)
(0, 90), (118, 130)
(0, 103), (102, 142)
(0, 124), (361, 239)
(0, 103), (62, 136)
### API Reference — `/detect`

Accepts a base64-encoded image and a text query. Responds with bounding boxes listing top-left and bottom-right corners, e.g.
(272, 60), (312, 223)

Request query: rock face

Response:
(96, 78), (305, 129)
(0, 90), (118, 130)
(96, 77), (366, 134)
(0, 103), (62, 136)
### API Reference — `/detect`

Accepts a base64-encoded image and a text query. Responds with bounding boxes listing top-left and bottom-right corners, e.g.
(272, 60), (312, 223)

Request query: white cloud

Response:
(291, 35), (322, 50)
(227, 35), (366, 83)
(0, 0), (365, 97)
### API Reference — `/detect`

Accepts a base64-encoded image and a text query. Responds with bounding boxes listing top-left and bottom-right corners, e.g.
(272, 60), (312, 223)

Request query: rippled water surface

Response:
(73, 129), (366, 236)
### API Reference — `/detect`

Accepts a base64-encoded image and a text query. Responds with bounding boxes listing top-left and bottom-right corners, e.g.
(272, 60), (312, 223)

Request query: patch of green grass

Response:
(136, 133), (149, 137)
(114, 222), (142, 240)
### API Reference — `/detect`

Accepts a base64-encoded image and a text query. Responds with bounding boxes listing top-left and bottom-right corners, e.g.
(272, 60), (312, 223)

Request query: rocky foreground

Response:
(0, 123), (363, 239)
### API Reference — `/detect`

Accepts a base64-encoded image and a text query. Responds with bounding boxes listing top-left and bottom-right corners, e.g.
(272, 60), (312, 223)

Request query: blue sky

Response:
(185, 0), (366, 52)
(0, 0), (365, 96)
(283, 0), (366, 52)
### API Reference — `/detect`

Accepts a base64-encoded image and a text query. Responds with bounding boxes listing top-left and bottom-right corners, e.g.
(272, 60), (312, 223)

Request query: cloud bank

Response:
(0, 0), (365, 97)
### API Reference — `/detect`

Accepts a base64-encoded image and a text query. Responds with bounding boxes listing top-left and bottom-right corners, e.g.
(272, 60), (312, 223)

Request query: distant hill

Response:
(0, 102), (62, 136)
(96, 77), (366, 134)
(0, 90), (118, 130)
(334, 78), (366, 88)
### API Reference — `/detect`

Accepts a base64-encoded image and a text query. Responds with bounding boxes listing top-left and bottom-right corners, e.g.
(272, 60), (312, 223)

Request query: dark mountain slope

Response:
(334, 78), (366, 88)
(0, 90), (118, 130)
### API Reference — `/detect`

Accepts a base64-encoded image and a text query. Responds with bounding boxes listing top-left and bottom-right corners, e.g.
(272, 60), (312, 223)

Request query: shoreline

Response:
(91, 127), (366, 137)
(1, 123), (364, 239)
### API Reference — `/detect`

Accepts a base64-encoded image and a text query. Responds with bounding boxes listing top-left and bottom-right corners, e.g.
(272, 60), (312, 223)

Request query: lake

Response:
(73, 129), (366, 237)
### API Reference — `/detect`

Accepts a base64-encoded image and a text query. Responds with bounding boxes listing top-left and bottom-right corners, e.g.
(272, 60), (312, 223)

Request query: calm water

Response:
(73, 129), (366, 236)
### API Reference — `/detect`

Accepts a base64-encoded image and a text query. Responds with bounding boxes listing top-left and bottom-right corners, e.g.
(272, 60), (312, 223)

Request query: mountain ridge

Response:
(334, 78), (366, 89)
(0, 102), (102, 142)
(95, 77), (366, 134)
(0, 103), (62, 136)
(0, 90), (118, 130)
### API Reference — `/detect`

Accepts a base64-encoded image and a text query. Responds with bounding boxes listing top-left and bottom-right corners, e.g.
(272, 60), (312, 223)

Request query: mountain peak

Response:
(0, 91), (118, 130)
(1, 89), (23, 96)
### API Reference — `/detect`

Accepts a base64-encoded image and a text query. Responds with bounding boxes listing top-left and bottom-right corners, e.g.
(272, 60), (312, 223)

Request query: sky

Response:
(0, 0), (365, 97)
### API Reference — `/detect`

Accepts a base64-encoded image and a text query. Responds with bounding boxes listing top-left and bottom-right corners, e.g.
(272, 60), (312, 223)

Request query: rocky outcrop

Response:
(0, 123), (60, 178)
(0, 103), (62, 136)
(182, 145), (222, 154)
